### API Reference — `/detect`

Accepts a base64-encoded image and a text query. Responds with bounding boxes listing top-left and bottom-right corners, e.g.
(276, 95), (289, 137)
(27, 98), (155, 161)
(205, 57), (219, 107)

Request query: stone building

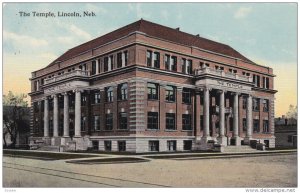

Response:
(29, 19), (277, 152)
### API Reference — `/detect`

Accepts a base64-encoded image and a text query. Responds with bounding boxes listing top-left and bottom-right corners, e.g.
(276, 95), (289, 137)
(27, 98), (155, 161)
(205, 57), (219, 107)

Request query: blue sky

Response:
(2, 3), (297, 116)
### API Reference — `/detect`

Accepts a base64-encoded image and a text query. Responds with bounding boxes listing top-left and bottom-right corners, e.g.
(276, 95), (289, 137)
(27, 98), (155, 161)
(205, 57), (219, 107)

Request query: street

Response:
(3, 153), (297, 187)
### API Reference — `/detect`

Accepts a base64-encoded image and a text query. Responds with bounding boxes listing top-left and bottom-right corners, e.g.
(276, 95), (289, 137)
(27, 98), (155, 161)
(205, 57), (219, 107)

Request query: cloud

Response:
(128, 3), (151, 19)
(85, 3), (107, 14)
(161, 10), (169, 20)
(39, 53), (57, 61)
(234, 7), (252, 19)
(56, 21), (92, 41)
(3, 30), (48, 47)
(69, 24), (92, 40)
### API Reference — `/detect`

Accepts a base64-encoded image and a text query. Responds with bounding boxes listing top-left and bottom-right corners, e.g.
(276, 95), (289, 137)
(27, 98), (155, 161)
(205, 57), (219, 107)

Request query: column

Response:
(203, 87), (210, 139)
(108, 57), (112, 71)
(151, 52), (155, 68)
(53, 94), (59, 137)
(63, 92), (69, 137)
(245, 94), (253, 142)
(233, 92), (240, 145)
(74, 90), (82, 137)
(95, 59), (99, 74)
(219, 90), (225, 137)
(43, 97), (49, 137)
(217, 90), (227, 146)
(195, 91), (201, 140)
(122, 52), (126, 67)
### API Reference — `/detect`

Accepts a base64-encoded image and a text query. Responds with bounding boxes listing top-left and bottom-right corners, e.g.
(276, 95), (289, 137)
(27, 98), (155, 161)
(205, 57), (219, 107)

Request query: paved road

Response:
(3, 153), (297, 187)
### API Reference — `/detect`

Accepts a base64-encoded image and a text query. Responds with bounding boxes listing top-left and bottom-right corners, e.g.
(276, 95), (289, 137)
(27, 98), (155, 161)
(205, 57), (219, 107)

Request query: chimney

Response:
(175, 27), (180, 31)
(196, 34), (200, 37)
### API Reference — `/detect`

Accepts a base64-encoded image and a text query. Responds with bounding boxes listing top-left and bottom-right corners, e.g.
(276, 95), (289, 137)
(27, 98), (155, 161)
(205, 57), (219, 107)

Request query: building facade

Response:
(29, 19), (277, 152)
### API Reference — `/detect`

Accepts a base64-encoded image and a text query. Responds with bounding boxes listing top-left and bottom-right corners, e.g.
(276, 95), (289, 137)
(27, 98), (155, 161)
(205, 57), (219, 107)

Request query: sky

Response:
(2, 2), (298, 117)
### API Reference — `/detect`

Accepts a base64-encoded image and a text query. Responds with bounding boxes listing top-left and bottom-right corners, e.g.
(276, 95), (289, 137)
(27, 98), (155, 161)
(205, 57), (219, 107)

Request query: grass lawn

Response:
(3, 149), (99, 160)
(66, 157), (149, 164)
(144, 150), (297, 159)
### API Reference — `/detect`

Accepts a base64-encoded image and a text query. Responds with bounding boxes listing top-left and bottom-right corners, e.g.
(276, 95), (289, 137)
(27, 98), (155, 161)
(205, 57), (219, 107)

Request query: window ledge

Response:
(117, 99), (128, 102)
(116, 129), (130, 131)
(165, 101), (176, 103)
(146, 129), (160, 131)
(165, 129), (177, 132)
(181, 130), (193, 132)
(147, 99), (159, 101)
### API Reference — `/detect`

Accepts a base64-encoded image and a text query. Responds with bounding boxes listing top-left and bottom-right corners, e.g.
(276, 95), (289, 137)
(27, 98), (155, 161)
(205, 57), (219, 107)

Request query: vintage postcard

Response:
(2, 2), (297, 191)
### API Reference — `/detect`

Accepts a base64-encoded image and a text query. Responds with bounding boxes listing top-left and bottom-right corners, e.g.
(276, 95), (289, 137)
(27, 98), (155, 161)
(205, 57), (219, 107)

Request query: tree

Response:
(286, 104), (297, 119)
(3, 91), (29, 148)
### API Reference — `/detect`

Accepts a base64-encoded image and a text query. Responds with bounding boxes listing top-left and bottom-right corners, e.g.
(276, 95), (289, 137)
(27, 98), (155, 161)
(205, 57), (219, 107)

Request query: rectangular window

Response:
(182, 88), (192, 104)
(104, 141), (112, 151)
(243, 118), (247, 131)
(165, 85), (176, 102)
(118, 83), (128, 100)
(263, 120), (269, 133)
(33, 102), (39, 113)
(118, 141), (126, 152)
(253, 119), (260, 133)
(252, 98), (260, 111)
(91, 61), (97, 75)
(149, 141), (159, 152)
(124, 51), (128, 66)
(181, 58), (186, 73)
(167, 140), (177, 151)
(253, 75), (261, 87)
(92, 141), (99, 150)
(110, 55), (114, 70)
(81, 116), (87, 131)
(148, 83), (159, 100)
(93, 92), (101, 104)
(165, 55), (170, 70)
(81, 95), (87, 106)
(153, 52), (160, 68)
(182, 114), (192, 130)
(166, 113), (176, 130)
(106, 113), (113, 130)
(49, 117), (53, 134)
(59, 97), (64, 108)
(104, 57), (109, 72)
(147, 112), (159, 130)
(182, 59), (191, 74)
(242, 97), (247, 109)
(266, 77), (269, 89)
(263, 99), (269, 112)
(106, 87), (114, 102)
(183, 140), (192, 150)
(49, 99), (53, 111)
(263, 77), (270, 89)
(147, 50), (152, 66)
(93, 115), (100, 131)
(117, 52), (122, 68)
(119, 112), (127, 130)
(186, 60), (192, 74)
(170, 56), (177, 71)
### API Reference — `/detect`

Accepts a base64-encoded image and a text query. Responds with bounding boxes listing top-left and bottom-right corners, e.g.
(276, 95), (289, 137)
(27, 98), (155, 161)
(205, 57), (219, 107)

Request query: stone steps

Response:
(223, 145), (258, 153)
(38, 145), (60, 152)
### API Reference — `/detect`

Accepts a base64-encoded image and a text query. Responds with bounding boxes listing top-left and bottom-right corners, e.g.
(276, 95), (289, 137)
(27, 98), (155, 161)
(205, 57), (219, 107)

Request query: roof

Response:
(47, 19), (253, 67)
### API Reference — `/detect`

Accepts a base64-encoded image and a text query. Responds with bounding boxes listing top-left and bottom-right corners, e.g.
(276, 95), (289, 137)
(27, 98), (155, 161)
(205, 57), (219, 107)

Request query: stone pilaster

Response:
(245, 94), (253, 144)
(74, 89), (82, 137)
(43, 97), (49, 137)
(217, 90), (227, 146)
(202, 87), (210, 141)
(233, 92), (240, 146)
(53, 94), (59, 137)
